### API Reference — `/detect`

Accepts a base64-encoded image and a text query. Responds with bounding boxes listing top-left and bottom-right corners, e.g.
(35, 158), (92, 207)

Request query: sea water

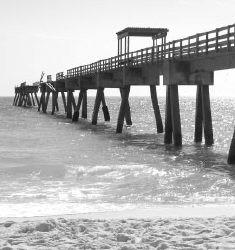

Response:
(0, 96), (235, 218)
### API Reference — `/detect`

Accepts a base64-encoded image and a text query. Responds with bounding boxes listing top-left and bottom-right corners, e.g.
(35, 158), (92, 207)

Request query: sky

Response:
(0, 0), (235, 97)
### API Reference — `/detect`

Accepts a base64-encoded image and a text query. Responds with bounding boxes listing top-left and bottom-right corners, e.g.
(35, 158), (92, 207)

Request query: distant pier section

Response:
(13, 23), (235, 163)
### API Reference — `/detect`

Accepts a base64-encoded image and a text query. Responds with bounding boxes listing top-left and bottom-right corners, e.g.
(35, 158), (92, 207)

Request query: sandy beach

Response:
(1, 207), (235, 250)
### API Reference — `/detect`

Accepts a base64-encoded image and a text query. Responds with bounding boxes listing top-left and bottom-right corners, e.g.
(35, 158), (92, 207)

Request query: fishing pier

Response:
(13, 23), (235, 163)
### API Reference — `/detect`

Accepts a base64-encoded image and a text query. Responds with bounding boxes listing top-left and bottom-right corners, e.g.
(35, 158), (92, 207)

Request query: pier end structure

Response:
(14, 82), (39, 108)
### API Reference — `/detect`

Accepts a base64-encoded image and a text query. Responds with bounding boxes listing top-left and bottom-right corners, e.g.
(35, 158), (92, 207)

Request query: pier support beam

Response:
(116, 86), (131, 133)
(164, 85), (182, 146)
(201, 85), (214, 146)
(67, 90), (73, 119)
(194, 85), (203, 142)
(51, 91), (58, 115)
(194, 85), (214, 146)
(61, 92), (67, 113)
(82, 90), (87, 119)
(72, 90), (84, 122)
(92, 88), (103, 125)
(150, 85), (163, 133)
(38, 91), (46, 112)
(23, 94), (27, 107)
(34, 92), (39, 107)
(92, 88), (110, 125)
(120, 88), (132, 126)
(164, 86), (172, 144)
(18, 93), (24, 107)
(101, 90), (110, 122)
(14, 93), (20, 106)
(30, 93), (35, 106)
(26, 93), (32, 107)
(44, 92), (50, 113)
(228, 129), (235, 164)
(13, 94), (18, 106)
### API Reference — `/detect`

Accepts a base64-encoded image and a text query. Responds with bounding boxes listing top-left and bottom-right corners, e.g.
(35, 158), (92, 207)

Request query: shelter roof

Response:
(116, 27), (169, 39)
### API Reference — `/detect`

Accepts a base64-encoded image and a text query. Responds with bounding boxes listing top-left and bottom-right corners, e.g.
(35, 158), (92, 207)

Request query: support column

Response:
(31, 93), (35, 106)
(201, 85), (214, 146)
(92, 88), (103, 125)
(170, 85), (182, 147)
(120, 88), (132, 126)
(150, 85), (163, 133)
(101, 90), (110, 121)
(38, 91), (46, 112)
(164, 85), (182, 146)
(61, 92), (67, 113)
(44, 92), (50, 113)
(23, 94), (27, 107)
(72, 90), (84, 122)
(13, 94), (17, 105)
(228, 129), (235, 164)
(116, 86), (130, 133)
(55, 92), (59, 111)
(18, 93), (24, 107)
(51, 92), (58, 115)
(82, 90), (87, 119)
(14, 93), (20, 106)
(34, 92), (39, 106)
(67, 90), (73, 119)
(26, 93), (32, 106)
(71, 93), (76, 111)
(194, 85), (203, 142)
(164, 86), (173, 144)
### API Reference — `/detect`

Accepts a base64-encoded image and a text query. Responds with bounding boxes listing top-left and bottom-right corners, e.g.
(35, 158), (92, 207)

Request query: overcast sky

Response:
(0, 0), (235, 96)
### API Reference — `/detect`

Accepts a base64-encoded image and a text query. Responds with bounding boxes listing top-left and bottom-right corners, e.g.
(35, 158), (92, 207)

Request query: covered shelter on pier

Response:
(116, 27), (169, 55)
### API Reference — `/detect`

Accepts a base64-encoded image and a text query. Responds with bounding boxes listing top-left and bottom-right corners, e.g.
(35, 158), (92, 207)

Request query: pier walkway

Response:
(13, 23), (235, 163)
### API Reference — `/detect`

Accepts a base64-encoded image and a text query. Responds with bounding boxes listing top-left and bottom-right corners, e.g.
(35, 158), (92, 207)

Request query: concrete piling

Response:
(66, 90), (73, 119)
(164, 85), (182, 146)
(72, 90), (84, 122)
(164, 86), (173, 144)
(194, 85), (203, 143)
(228, 129), (235, 164)
(116, 86), (130, 133)
(120, 88), (132, 126)
(81, 90), (87, 119)
(92, 88), (103, 125)
(101, 90), (110, 122)
(201, 85), (214, 146)
(150, 85), (163, 133)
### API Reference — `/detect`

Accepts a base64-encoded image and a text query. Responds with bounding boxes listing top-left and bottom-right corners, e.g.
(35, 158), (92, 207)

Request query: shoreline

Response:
(1, 204), (235, 223)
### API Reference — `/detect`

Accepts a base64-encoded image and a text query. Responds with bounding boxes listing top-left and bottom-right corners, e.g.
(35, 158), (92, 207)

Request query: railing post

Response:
(141, 49), (143, 65)
(151, 47), (154, 63)
(156, 45), (159, 61)
(196, 34), (199, 56)
(169, 43), (171, 58)
(180, 39), (183, 58)
(227, 25), (230, 51)
(215, 28), (219, 52)
(206, 32), (209, 54)
(172, 41), (175, 59)
(234, 24), (235, 48)
(188, 37), (190, 57)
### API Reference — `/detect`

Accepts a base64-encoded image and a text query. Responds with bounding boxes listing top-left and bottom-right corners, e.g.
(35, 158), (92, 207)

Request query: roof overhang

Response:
(116, 27), (169, 39)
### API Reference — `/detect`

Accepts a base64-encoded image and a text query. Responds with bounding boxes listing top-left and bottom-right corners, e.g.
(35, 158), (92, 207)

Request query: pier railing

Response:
(65, 24), (235, 78)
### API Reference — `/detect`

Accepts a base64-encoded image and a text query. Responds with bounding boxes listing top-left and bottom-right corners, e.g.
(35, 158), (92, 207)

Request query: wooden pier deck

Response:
(13, 23), (235, 163)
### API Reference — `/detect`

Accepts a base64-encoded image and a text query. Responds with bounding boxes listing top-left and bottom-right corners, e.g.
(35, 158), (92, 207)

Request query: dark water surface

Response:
(0, 96), (235, 217)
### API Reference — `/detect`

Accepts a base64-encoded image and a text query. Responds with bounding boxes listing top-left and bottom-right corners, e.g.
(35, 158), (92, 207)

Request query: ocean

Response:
(0, 95), (235, 218)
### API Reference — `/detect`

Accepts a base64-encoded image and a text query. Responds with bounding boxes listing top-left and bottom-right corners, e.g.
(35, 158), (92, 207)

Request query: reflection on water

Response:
(0, 96), (235, 217)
